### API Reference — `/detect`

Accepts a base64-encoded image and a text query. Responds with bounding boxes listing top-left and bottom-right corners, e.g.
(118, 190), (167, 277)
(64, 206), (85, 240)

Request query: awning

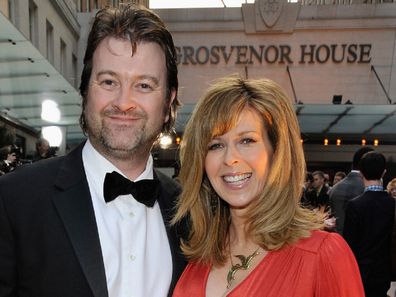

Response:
(177, 103), (396, 145)
(0, 11), (84, 146)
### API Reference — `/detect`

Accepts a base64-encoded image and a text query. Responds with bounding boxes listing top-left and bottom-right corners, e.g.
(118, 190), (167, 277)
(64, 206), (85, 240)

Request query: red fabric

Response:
(173, 230), (364, 297)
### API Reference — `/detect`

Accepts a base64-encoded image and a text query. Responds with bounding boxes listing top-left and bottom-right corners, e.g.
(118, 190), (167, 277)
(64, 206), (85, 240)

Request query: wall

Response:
(10, 0), (79, 87)
(156, 3), (396, 106)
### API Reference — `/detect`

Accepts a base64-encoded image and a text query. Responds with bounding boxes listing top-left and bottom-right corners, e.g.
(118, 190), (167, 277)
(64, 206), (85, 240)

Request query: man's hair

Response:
(312, 170), (325, 179)
(36, 137), (49, 148)
(79, 4), (180, 134)
(334, 171), (346, 179)
(352, 146), (374, 170)
(359, 151), (386, 180)
(0, 145), (20, 159)
(305, 172), (314, 183)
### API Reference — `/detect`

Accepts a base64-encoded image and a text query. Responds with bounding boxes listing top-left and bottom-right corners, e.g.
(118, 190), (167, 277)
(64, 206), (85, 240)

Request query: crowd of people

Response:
(0, 137), (56, 177)
(0, 3), (395, 297)
(301, 148), (396, 297)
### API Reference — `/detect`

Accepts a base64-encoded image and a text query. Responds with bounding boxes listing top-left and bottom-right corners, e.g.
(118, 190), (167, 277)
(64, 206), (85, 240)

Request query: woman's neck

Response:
(229, 216), (255, 250)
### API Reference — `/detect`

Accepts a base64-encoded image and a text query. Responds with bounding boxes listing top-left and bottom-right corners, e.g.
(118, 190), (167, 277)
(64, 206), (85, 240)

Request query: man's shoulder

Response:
(0, 156), (64, 183)
(349, 191), (393, 214)
(329, 174), (363, 196)
(349, 191), (383, 205)
(0, 143), (84, 190)
(355, 190), (392, 201)
(154, 169), (181, 196)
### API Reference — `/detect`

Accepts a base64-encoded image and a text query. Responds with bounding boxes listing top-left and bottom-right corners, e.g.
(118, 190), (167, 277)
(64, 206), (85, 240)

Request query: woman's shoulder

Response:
(292, 230), (347, 254)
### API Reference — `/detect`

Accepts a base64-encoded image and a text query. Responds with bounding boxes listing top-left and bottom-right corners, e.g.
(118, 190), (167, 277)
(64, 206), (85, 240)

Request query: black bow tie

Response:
(103, 171), (160, 207)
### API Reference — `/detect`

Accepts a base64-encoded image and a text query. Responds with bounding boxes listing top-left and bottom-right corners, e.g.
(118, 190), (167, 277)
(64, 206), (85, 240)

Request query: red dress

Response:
(172, 230), (364, 297)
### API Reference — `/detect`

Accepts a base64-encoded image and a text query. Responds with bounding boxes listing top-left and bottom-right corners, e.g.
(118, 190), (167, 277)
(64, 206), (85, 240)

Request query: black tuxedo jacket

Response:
(0, 143), (187, 297)
(343, 190), (395, 286)
(304, 185), (330, 210)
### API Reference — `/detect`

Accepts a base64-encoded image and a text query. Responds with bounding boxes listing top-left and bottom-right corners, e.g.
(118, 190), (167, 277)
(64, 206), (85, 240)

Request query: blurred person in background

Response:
(0, 145), (21, 175)
(344, 151), (394, 297)
(329, 146), (374, 234)
(387, 178), (396, 199)
(32, 137), (51, 162)
(305, 170), (330, 212)
(300, 171), (314, 208)
(333, 171), (346, 186)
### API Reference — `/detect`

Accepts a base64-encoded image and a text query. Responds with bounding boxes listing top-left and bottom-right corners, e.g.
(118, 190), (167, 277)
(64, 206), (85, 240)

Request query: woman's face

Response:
(389, 186), (396, 199)
(205, 107), (273, 211)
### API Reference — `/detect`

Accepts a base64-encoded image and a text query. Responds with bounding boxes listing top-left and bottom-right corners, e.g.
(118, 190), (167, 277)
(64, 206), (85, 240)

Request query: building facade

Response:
(152, 0), (396, 178)
(0, 0), (395, 179)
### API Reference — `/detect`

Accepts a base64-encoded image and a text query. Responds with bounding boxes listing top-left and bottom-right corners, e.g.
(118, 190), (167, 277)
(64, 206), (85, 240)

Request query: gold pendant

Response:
(226, 250), (259, 289)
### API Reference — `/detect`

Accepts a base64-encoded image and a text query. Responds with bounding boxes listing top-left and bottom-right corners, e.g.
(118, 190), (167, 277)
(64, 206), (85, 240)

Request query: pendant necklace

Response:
(226, 245), (260, 289)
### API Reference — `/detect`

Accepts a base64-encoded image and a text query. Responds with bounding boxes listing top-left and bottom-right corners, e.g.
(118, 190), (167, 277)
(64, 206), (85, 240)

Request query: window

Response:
(46, 20), (54, 64)
(7, 0), (15, 22)
(72, 54), (78, 88)
(60, 39), (67, 75)
(29, 0), (38, 47)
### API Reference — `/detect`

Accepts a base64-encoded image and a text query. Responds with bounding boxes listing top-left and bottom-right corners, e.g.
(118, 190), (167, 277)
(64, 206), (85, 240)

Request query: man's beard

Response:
(85, 109), (163, 160)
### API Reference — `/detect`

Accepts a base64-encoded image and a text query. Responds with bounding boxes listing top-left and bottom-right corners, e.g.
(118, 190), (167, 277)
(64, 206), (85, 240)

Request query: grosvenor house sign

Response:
(175, 44), (372, 65)
(158, 0), (393, 106)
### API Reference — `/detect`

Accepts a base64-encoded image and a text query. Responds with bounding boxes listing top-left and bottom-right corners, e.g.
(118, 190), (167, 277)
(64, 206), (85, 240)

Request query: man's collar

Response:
(83, 139), (154, 181)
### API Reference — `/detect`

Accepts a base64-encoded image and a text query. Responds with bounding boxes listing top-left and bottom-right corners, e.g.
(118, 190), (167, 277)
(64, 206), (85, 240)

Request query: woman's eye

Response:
(208, 143), (222, 150)
(241, 138), (256, 144)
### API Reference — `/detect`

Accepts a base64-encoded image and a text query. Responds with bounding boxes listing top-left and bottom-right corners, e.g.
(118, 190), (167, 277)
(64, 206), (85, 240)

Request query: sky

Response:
(149, 0), (255, 9)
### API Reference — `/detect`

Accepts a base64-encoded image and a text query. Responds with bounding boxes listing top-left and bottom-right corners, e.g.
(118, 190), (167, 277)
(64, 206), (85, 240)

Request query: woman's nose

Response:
(223, 145), (239, 166)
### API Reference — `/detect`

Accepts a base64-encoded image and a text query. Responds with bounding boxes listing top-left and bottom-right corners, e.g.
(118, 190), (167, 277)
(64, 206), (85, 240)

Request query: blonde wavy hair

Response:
(173, 76), (323, 265)
(387, 178), (396, 195)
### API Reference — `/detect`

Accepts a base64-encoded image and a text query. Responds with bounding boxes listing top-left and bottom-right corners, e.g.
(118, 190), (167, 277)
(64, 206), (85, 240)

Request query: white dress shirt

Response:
(82, 140), (172, 297)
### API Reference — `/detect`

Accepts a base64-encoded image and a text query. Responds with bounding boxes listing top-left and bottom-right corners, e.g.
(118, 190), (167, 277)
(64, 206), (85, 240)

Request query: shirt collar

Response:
(83, 139), (154, 183)
(364, 185), (384, 192)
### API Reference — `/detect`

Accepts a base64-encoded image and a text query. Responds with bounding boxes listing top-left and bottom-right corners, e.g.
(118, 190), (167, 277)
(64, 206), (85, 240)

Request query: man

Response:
(305, 170), (330, 211)
(300, 171), (314, 208)
(343, 151), (395, 297)
(329, 146), (373, 234)
(0, 4), (186, 297)
(332, 171), (346, 186)
(32, 137), (51, 161)
(0, 145), (17, 175)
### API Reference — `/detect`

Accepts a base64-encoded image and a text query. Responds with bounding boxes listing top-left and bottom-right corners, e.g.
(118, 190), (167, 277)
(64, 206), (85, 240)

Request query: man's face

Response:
(312, 174), (324, 190)
(39, 141), (49, 154)
(84, 37), (175, 160)
(333, 175), (343, 185)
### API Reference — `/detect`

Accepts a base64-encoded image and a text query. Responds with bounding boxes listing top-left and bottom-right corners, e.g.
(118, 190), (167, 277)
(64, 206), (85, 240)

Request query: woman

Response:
(172, 76), (364, 297)
(387, 178), (396, 199)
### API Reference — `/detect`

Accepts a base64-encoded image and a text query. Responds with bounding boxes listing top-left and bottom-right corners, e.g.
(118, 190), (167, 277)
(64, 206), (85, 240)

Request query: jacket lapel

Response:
(154, 170), (187, 296)
(52, 143), (108, 297)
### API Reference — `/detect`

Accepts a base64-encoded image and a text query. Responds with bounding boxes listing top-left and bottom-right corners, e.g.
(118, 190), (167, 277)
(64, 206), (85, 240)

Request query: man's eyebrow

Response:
(96, 70), (117, 77)
(137, 75), (160, 86)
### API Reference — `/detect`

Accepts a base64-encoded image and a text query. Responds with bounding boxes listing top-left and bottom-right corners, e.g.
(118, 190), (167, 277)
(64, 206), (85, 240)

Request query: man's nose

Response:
(113, 85), (137, 111)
